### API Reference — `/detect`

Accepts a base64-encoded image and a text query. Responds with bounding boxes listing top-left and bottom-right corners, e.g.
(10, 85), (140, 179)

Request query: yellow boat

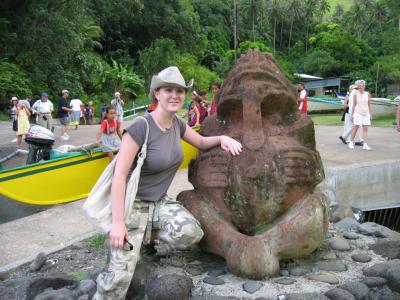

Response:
(0, 141), (198, 206)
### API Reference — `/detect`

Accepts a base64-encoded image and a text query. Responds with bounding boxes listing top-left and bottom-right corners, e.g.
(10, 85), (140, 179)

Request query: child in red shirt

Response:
(97, 106), (122, 161)
(210, 82), (221, 115)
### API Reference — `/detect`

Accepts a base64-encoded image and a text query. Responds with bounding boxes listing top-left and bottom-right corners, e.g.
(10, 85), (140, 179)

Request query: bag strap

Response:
(135, 116), (149, 161)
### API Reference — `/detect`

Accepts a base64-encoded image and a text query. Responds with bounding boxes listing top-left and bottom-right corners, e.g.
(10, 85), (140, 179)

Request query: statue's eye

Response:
(260, 93), (294, 116)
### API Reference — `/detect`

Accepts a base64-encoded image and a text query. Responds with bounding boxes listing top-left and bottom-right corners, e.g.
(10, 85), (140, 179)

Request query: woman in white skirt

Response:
(349, 80), (372, 150)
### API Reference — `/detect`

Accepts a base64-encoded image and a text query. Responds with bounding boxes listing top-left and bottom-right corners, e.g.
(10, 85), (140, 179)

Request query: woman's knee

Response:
(158, 218), (203, 250)
(179, 220), (204, 247)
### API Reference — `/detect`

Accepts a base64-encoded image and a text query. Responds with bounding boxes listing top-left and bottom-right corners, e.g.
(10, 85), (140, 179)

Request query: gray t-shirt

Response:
(124, 113), (186, 201)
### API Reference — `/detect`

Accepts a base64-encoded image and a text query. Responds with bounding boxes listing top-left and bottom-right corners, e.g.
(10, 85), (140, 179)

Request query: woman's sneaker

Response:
(363, 143), (371, 151)
(348, 141), (355, 149)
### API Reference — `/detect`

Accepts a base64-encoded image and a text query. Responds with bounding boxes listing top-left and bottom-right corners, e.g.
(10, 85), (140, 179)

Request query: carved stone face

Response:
(190, 50), (324, 235)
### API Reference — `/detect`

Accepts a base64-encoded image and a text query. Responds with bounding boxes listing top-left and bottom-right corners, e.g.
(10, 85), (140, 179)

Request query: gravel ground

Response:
(7, 234), (108, 282)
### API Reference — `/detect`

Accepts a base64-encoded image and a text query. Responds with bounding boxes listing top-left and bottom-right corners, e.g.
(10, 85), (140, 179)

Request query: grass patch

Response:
(310, 114), (343, 126)
(0, 111), (10, 121)
(69, 270), (87, 281)
(310, 113), (397, 128)
(86, 233), (106, 251)
(370, 114), (397, 128)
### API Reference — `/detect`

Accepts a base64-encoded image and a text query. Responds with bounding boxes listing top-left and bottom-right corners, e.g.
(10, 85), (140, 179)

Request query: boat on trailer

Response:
(0, 125), (198, 206)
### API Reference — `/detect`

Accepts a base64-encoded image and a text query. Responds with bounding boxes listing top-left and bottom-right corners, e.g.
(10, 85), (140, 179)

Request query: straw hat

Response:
(149, 66), (193, 101)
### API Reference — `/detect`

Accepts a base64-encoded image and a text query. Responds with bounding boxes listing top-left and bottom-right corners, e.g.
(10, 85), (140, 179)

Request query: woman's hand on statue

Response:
(220, 135), (242, 156)
(109, 221), (128, 249)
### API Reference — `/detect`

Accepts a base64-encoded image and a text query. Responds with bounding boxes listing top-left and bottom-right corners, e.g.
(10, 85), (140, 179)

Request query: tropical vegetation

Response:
(0, 0), (399, 111)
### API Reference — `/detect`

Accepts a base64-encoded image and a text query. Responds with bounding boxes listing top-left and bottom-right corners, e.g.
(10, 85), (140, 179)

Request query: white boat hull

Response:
(308, 98), (398, 117)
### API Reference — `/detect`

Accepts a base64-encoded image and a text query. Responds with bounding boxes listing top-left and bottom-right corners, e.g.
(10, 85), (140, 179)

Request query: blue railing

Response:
(308, 97), (342, 106)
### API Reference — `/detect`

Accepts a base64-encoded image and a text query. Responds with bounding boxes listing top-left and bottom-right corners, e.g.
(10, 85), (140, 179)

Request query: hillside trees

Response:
(306, 23), (374, 76)
(1, 0), (400, 107)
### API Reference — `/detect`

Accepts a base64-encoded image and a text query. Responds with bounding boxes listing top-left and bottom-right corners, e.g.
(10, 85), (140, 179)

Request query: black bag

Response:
(341, 107), (349, 122)
(12, 119), (18, 131)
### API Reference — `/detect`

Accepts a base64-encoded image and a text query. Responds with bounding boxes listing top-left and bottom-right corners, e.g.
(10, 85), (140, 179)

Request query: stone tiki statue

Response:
(178, 50), (328, 279)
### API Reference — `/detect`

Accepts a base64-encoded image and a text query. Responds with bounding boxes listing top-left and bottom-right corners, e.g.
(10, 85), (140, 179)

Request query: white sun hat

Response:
(149, 66), (193, 101)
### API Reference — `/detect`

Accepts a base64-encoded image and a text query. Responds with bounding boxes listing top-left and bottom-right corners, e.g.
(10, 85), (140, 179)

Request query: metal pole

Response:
(375, 63), (380, 96)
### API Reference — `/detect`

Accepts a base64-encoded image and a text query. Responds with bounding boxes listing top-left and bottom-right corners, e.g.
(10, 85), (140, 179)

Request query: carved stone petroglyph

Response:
(178, 49), (329, 279)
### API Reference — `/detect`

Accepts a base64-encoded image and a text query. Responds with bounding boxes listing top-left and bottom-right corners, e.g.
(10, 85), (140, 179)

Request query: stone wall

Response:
(323, 159), (400, 210)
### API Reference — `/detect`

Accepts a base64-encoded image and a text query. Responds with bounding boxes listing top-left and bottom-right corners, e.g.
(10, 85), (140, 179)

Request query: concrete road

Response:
(1, 120), (399, 223)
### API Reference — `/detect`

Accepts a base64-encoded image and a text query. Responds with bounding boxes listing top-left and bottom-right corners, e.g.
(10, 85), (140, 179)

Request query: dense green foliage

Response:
(0, 0), (399, 112)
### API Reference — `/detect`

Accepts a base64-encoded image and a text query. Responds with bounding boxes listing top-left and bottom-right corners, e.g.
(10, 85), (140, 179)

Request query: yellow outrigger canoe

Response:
(0, 141), (198, 206)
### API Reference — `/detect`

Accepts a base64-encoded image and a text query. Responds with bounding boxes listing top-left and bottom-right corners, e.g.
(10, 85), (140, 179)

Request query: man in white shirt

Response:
(69, 97), (83, 130)
(32, 93), (54, 130)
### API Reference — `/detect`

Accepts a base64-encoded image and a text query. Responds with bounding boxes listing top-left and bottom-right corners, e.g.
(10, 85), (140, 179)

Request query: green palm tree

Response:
(304, 0), (318, 52)
(239, 0), (262, 42)
(265, 0), (282, 53)
(287, 0), (302, 49)
(350, 3), (365, 37)
(370, 1), (389, 32)
(317, 0), (331, 18)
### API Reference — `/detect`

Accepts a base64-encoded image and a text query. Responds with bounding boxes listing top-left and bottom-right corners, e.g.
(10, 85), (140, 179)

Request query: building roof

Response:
(294, 73), (323, 80)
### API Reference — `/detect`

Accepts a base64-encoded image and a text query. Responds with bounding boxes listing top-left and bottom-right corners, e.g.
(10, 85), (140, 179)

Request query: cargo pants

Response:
(93, 197), (204, 300)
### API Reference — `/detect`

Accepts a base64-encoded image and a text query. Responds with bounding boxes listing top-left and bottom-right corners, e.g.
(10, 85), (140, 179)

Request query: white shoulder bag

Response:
(83, 116), (149, 233)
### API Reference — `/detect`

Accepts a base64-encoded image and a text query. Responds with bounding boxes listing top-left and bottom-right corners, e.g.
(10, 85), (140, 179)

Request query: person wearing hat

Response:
(110, 91), (124, 123)
(32, 93), (54, 130)
(58, 89), (72, 140)
(94, 66), (242, 299)
(349, 80), (372, 150)
(10, 97), (19, 133)
(15, 100), (31, 148)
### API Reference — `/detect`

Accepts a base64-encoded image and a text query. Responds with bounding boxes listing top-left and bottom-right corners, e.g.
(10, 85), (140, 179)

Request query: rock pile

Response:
(1, 219), (400, 299)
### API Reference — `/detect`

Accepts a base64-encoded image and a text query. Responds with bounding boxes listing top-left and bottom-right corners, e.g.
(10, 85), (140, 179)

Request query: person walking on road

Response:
(348, 80), (372, 151)
(16, 101), (31, 148)
(10, 97), (19, 134)
(111, 92), (124, 123)
(32, 93), (54, 130)
(297, 83), (308, 114)
(58, 89), (72, 140)
(339, 85), (364, 145)
(69, 96), (83, 130)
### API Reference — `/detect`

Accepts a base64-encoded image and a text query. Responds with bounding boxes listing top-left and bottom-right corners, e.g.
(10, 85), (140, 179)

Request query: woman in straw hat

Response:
(94, 66), (242, 299)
